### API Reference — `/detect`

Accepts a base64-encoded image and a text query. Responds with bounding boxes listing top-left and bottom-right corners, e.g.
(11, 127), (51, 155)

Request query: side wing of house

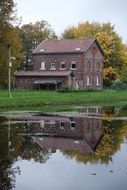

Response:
(84, 39), (103, 90)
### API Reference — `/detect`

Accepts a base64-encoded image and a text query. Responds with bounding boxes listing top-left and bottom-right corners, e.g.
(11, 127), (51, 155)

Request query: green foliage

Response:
(120, 66), (127, 85)
(58, 86), (98, 93)
(57, 86), (74, 92)
(0, 0), (15, 27)
(111, 80), (127, 91)
(19, 21), (55, 70)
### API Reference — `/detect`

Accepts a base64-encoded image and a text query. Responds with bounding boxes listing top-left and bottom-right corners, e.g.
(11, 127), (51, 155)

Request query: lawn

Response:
(0, 90), (127, 110)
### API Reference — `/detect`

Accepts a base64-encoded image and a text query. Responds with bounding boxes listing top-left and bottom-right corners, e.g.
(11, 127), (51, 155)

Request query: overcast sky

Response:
(14, 0), (127, 43)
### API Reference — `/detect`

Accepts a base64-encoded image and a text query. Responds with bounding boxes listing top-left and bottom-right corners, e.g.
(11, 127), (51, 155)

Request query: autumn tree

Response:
(0, 0), (23, 87)
(19, 21), (55, 70)
(62, 22), (127, 86)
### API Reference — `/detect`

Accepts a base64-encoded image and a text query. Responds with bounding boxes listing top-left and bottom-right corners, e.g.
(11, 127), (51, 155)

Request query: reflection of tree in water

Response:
(19, 136), (51, 163)
(63, 119), (127, 164)
(0, 124), (20, 190)
(0, 123), (51, 190)
(103, 106), (127, 118)
(0, 161), (20, 190)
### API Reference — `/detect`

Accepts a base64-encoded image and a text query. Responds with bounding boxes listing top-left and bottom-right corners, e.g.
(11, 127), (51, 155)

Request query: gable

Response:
(95, 51), (103, 60)
(85, 49), (93, 59)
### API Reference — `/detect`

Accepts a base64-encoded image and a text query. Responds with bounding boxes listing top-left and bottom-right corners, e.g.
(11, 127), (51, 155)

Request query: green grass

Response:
(0, 89), (127, 111)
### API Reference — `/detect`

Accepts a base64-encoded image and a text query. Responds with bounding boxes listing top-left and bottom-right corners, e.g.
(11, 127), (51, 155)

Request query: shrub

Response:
(57, 86), (73, 92)
(111, 80), (127, 91)
(57, 86), (98, 93)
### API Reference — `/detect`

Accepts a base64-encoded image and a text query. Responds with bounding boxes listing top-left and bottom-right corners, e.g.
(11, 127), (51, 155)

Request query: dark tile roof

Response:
(15, 71), (70, 77)
(33, 37), (94, 54)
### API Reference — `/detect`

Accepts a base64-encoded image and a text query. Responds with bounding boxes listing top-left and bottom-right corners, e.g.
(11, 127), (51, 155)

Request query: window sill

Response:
(50, 68), (56, 70)
(59, 68), (66, 70)
(40, 69), (46, 71)
(86, 84), (91, 86)
(71, 68), (77, 70)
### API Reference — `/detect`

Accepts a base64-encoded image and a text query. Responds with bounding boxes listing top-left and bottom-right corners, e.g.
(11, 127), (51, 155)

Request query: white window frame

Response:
(50, 62), (56, 70)
(40, 61), (45, 70)
(60, 61), (66, 70)
(96, 76), (100, 86)
(86, 76), (90, 86)
(71, 61), (76, 70)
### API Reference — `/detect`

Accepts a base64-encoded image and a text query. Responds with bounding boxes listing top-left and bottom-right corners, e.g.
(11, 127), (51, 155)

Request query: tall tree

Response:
(19, 21), (55, 70)
(62, 22), (127, 86)
(0, 0), (14, 27)
(0, 0), (23, 87)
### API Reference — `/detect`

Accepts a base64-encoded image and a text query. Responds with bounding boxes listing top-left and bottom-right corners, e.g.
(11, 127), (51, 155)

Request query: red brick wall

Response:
(16, 41), (103, 90)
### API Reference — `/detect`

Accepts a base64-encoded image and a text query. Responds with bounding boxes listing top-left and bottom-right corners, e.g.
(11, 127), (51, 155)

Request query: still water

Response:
(0, 106), (127, 190)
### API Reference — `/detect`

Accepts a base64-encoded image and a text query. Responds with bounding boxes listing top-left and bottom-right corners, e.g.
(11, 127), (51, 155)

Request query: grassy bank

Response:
(0, 90), (127, 110)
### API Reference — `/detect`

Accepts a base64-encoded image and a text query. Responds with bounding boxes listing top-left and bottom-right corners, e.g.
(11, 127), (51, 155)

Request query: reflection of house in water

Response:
(19, 108), (102, 153)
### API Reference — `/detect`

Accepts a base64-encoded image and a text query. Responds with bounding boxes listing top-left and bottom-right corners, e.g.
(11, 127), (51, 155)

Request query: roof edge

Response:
(32, 51), (84, 55)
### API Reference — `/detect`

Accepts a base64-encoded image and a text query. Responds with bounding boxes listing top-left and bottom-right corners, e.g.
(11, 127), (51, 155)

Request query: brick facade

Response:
(15, 38), (103, 90)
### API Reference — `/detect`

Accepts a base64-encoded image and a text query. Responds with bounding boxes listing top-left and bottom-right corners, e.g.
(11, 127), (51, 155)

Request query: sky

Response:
(14, 0), (127, 43)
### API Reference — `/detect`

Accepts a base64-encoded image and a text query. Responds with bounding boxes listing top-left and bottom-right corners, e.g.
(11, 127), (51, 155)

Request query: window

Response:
(75, 48), (81, 51)
(71, 61), (76, 70)
(76, 82), (79, 90)
(60, 61), (65, 70)
(96, 76), (100, 86)
(86, 76), (90, 86)
(96, 62), (100, 69)
(50, 62), (56, 70)
(60, 121), (65, 127)
(40, 62), (45, 70)
(70, 121), (76, 128)
(87, 61), (91, 69)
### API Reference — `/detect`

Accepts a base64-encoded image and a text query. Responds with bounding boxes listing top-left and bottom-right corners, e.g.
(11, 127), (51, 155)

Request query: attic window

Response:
(40, 49), (45, 52)
(75, 48), (81, 51)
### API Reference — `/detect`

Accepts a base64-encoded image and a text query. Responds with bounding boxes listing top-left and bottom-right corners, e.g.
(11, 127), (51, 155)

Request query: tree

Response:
(0, 0), (15, 27)
(19, 21), (55, 70)
(62, 22), (127, 86)
(0, 0), (23, 87)
(0, 26), (23, 86)
(103, 67), (118, 86)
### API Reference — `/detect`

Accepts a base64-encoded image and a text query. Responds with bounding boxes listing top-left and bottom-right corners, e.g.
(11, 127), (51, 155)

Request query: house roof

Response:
(33, 136), (94, 153)
(15, 71), (70, 77)
(33, 37), (95, 54)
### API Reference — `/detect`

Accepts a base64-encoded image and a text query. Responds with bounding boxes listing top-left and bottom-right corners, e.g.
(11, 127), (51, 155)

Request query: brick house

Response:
(13, 107), (102, 153)
(15, 37), (104, 90)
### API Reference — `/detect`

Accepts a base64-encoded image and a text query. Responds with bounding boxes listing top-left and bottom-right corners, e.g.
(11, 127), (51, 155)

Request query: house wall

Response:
(15, 40), (103, 90)
(15, 76), (69, 90)
(21, 113), (102, 151)
(32, 41), (103, 90)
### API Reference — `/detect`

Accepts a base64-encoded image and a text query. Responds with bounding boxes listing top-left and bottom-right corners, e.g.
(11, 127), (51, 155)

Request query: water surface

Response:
(0, 106), (127, 190)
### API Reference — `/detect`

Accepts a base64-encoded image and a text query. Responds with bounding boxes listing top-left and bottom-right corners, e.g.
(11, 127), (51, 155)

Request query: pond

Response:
(0, 105), (127, 190)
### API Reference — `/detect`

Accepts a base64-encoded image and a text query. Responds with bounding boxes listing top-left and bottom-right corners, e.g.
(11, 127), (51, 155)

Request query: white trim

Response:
(86, 76), (90, 86)
(40, 61), (45, 70)
(50, 62), (56, 70)
(96, 76), (100, 86)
